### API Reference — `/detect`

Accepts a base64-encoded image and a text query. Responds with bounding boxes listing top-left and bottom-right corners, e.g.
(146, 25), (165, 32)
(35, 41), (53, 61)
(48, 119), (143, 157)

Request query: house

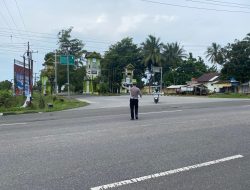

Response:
(196, 73), (220, 93)
(212, 80), (231, 93)
(165, 85), (186, 94)
(239, 81), (250, 94)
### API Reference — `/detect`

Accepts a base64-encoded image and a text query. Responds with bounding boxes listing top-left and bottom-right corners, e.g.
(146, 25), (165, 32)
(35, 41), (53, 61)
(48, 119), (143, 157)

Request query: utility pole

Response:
(160, 67), (162, 93)
(54, 51), (58, 94)
(27, 42), (31, 96)
(34, 73), (37, 86)
(67, 51), (70, 97)
(23, 55), (26, 97)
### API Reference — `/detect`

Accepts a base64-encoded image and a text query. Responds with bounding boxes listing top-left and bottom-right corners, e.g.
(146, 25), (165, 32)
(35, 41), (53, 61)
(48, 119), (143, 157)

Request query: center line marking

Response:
(0, 122), (27, 126)
(140, 110), (182, 115)
(91, 154), (243, 190)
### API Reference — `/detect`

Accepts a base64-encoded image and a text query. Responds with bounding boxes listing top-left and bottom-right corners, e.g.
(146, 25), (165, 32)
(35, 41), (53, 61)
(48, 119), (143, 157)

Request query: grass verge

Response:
(0, 93), (88, 115)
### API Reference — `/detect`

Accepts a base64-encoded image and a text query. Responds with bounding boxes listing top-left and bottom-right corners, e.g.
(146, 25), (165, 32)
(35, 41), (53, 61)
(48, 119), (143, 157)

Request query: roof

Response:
(197, 73), (219, 83)
(213, 80), (231, 84)
(85, 51), (102, 59)
(167, 85), (186, 89)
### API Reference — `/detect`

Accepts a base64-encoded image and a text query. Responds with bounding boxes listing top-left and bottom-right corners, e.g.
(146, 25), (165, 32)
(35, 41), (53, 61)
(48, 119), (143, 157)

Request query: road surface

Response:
(0, 95), (250, 190)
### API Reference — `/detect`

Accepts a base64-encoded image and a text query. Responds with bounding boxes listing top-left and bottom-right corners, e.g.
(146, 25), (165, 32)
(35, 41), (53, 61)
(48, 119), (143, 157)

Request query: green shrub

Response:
(52, 95), (57, 102)
(38, 95), (45, 109)
(0, 90), (12, 108)
(99, 83), (109, 94)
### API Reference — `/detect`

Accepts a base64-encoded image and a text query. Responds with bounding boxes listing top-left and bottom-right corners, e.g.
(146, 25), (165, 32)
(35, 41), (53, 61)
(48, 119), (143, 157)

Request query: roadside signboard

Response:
(14, 60), (32, 96)
(60, 55), (75, 65)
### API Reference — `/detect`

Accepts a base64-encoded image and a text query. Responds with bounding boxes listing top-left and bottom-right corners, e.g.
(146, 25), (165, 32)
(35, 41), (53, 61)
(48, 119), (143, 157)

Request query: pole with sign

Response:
(60, 55), (74, 97)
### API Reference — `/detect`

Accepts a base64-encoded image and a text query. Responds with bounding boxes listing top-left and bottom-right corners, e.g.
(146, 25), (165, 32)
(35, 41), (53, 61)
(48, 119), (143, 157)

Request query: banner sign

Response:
(152, 66), (161, 73)
(14, 60), (32, 96)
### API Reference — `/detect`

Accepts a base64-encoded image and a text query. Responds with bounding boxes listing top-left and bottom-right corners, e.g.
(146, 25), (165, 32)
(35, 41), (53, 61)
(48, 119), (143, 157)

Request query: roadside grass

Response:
(209, 93), (250, 98)
(0, 93), (88, 115)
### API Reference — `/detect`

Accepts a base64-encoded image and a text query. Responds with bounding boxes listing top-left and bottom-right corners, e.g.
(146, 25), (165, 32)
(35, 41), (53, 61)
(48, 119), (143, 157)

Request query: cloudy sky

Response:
(0, 0), (250, 81)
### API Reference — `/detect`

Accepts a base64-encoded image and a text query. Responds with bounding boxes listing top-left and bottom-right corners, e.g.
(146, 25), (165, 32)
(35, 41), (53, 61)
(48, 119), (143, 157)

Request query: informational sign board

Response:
(60, 55), (75, 65)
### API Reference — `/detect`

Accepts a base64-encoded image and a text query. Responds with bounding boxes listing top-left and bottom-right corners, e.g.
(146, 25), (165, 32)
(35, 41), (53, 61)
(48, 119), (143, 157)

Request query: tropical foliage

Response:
(42, 27), (86, 93)
(39, 27), (250, 94)
(220, 36), (250, 83)
(141, 35), (163, 70)
(101, 37), (144, 92)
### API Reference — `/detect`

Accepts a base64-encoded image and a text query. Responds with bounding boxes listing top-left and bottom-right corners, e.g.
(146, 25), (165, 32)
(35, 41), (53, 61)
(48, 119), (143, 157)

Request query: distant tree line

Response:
(6, 27), (249, 94)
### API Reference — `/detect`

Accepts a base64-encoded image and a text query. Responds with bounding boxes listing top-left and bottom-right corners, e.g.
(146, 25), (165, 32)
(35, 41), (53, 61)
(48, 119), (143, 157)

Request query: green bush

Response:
(0, 90), (12, 108)
(38, 95), (45, 109)
(99, 83), (109, 94)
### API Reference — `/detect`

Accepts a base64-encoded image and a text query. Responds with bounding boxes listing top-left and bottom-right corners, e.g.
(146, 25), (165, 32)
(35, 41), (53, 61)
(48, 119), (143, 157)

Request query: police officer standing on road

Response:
(123, 82), (142, 120)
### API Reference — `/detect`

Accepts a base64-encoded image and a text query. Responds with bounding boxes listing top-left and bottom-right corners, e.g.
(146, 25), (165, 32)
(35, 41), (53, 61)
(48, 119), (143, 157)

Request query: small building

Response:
(196, 73), (220, 93)
(239, 81), (250, 94)
(165, 85), (186, 94)
(212, 80), (231, 93)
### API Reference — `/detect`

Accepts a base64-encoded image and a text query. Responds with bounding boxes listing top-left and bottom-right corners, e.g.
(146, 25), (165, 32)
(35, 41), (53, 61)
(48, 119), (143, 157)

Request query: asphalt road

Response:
(0, 95), (250, 190)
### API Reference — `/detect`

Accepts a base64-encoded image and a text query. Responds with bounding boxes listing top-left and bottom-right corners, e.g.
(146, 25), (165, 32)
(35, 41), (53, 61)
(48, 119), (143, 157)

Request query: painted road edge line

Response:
(91, 154), (243, 190)
(0, 123), (27, 126)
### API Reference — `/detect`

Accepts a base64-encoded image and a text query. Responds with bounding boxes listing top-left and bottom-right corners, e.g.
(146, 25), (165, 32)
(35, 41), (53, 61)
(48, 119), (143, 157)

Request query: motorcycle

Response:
(153, 93), (159, 104)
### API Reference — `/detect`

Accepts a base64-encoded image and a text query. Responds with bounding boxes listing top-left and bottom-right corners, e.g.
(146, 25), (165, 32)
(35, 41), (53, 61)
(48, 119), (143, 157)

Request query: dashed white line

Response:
(140, 110), (182, 115)
(91, 154), (243, 190)
(0, 122), (27, 126)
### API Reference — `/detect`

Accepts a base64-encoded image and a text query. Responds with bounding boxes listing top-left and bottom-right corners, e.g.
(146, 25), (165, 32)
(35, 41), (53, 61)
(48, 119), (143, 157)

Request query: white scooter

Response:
(153, 92), (159, 104)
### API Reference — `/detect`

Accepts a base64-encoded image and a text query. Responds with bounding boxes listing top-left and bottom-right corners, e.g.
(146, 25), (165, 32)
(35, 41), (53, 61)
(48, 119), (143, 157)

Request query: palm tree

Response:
(243, 33), (250, 42)
(162, 42), (186, 84)
(141, 35), (163, 71)
(205, 42), (224, 70)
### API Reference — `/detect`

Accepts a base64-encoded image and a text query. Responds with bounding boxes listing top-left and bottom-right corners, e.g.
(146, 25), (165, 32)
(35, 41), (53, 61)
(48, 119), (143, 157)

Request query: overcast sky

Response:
(1, 0), (250, 81)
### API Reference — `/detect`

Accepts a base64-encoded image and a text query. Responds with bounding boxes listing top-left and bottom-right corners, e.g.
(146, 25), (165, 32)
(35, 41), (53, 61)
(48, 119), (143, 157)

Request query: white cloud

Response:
(116, 14), (148, 34)
(96, 14), (108, 24)
(153, 15), (176, 23)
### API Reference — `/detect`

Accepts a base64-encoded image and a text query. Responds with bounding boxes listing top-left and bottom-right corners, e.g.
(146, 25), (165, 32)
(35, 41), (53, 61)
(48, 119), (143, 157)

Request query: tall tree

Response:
(162, 42), (186, 84)
(205, 42), (224, 70)
(163, 53), (207, 85)
(102, 37), (144, 93)
(221, 36), (250, 83)
(57, 27), (86, 67)
(141, 35), (163, 70)
(42, 27), (86, 93)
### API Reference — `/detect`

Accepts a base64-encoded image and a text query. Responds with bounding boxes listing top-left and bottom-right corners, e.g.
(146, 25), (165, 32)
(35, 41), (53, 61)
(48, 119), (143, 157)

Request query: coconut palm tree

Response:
(162, 42), (186, 84)
(205, 42), (224, 70)
(163, 42), (186, 66)
(243, 33), (250, 42)
(141, 35), (163, 71)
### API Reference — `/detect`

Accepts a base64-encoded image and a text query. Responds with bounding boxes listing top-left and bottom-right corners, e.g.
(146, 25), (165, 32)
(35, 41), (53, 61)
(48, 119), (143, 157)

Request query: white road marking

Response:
(91, 154), (243, 190)
(0, 122), (27, 126)
(140, 110), (182, 115)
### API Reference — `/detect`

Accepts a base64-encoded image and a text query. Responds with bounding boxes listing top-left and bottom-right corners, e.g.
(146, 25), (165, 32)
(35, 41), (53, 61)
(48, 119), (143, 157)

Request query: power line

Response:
(204, 0), (250, 7)
(0, 3), (13, 33)
(1, 0), (21, 31)
(140, 0), (250, 13)
(186, 0), (250, 9)
(0, 27), (114, 45)
(14, 0), (27, 30)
